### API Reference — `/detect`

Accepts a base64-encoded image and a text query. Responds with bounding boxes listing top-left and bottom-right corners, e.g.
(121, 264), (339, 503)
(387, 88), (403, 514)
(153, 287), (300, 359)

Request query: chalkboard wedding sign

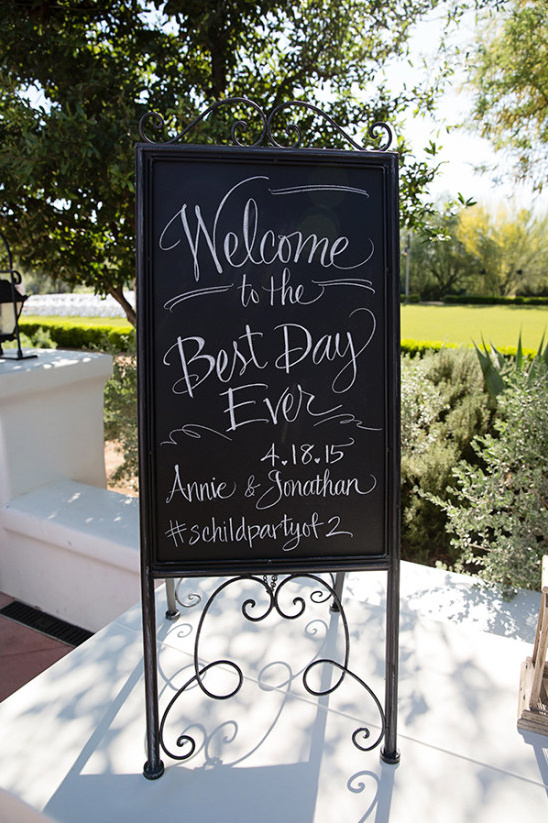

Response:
(136, 143), (400, 577)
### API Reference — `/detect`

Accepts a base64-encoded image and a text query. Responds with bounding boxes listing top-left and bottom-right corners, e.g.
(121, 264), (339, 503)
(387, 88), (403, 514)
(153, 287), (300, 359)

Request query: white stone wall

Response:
(0, 350), (143, 630)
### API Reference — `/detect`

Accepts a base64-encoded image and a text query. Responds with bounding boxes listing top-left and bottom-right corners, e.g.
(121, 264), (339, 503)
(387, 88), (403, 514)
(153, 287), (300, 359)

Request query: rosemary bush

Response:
(433, 366), (548, 592)
(400, 348), (493, 566)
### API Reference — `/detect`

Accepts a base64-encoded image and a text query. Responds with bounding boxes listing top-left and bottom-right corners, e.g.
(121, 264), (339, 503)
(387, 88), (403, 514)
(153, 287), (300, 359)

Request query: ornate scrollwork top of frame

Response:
(138, 97), (393, 151)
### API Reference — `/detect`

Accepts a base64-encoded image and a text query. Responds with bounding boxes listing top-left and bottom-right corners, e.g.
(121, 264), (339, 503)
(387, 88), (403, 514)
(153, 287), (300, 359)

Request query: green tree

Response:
(1, 0), (476, 322)
(404, 198), (548, 299)
(405, 207), (477, 300)
(457, 203), (548, 296)
(467, 0), (548, 192)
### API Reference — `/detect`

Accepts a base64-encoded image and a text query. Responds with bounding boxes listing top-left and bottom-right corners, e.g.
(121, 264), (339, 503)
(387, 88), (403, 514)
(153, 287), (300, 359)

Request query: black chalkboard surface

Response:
(136, 145), (400, 577)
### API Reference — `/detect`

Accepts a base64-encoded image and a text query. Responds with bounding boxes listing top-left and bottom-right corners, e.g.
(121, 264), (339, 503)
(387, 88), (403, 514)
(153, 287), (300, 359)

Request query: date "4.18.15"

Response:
(260, 439), (354, 468)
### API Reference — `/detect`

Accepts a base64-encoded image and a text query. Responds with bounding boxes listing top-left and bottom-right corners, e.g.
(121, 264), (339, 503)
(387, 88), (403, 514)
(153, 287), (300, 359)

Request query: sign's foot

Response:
(143, 759), (165, 780)
(380, 747), (401, 765)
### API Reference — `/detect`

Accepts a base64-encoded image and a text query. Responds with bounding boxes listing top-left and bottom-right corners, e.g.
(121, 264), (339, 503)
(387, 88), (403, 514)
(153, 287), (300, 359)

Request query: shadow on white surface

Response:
(2, 567), (548, 822)
(42, 602), (397, 823)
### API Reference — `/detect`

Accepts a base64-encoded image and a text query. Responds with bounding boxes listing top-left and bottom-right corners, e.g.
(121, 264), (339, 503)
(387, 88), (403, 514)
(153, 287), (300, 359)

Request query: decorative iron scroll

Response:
(173, 578), (202, 610)
(138, 98), (393, 151)
(159, 574), (385, 763)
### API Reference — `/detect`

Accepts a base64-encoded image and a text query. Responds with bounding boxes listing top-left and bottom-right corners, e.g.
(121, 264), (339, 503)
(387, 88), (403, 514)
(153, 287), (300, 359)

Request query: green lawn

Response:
(401, 304), (548, 351)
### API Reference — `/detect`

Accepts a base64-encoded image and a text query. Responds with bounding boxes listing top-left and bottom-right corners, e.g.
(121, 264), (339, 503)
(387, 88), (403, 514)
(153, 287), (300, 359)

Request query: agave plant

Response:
(474, 332), (548, 400)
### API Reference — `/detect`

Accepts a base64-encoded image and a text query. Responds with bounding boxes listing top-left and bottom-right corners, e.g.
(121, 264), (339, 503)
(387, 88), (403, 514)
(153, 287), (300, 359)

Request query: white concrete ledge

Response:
(1, 481), (140, 632)
(0, 350), (147, 630)
(0, 349), (114, 401)
(2, 480), (140, 574)
(0, 350), (112, 503)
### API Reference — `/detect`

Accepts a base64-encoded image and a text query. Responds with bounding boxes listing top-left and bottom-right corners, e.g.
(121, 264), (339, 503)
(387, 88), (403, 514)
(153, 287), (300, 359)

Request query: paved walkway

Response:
(0, 593), (73, 702)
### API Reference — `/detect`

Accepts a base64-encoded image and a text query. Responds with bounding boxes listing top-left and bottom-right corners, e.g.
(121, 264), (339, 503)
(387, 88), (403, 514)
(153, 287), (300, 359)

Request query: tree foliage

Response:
(457, 203), (548, 296)
(468, 0), (548, 192)
(404, 200), (548, 299)
(404, 206), (476, 300)
(1, 0), (474, 321)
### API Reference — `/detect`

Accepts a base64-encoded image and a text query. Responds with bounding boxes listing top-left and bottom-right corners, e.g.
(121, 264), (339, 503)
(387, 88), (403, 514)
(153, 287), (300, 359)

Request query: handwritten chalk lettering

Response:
(255, 468), (377, 511)
(160, 270), (377, 315)
(173, 513), (316, 549)
(274, 308), (376, 393)
(162, 424), (233, 445)
(265, 268), (376, 308)
(166, 519), (188, 546)
(158, 176), (374, 280)
(221, 382), (343, 431)
(164, 284), (234, 313)
(260, 440), (355, 467)
(195, 512), (324, 551)
(244, 475), (261, 497)
(293, 441), (356, 466)
(266, 268), (318, 306)
(166, 465), (237, 504)
(164, 511), (355, 553)
(238, 272), (260, 306)
(268, 183), (370, 198)
(279, 511), (325, 552)
(235, 196), (353, 267)
(313, 410), (383, 432)
(158, 177), (263, 277)
(163, 324), (268, 397)
(325, 515), (353, 541)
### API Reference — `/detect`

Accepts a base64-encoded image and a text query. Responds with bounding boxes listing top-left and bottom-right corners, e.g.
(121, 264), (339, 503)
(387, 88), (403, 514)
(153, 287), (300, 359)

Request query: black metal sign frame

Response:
(136, 99), (401, 779)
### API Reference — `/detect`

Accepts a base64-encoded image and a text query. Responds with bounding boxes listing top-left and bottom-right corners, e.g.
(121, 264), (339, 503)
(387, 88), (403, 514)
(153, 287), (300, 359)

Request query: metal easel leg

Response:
(165, 578), (180, 620)
(142, 573), (165, 779)
(381, 562), (400, 764)
(330, 571), (345, 612)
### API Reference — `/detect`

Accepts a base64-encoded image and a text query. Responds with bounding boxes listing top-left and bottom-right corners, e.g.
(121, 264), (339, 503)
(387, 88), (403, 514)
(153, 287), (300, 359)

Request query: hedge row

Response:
(442, 294), (548, 306)
(401, 338), (455, 356)
(19, 318), (135, 351)
(401, 338), (535, 359)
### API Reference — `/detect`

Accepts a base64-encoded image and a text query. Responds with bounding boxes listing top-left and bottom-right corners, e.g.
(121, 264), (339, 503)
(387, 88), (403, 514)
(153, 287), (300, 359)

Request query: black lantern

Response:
(0, 230), (35, 360)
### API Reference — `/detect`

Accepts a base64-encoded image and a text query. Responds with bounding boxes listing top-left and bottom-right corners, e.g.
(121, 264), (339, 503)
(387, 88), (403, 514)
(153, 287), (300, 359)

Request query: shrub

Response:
(19, 318), (135, 351)
(400, 348), (493, 566)
(443, 294), (548, 306)
(103, 349), (138, 491)
(401, 338), (457, 357)
(27, 326), (57, 348)
(3, 326), (57, 350)
(431, 367), (548, 593)
(474, 333), (548, 399)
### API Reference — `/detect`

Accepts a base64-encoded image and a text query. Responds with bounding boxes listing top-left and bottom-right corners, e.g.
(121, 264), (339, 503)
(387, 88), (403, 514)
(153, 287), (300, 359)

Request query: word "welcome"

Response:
(158, 176), (374, 280)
